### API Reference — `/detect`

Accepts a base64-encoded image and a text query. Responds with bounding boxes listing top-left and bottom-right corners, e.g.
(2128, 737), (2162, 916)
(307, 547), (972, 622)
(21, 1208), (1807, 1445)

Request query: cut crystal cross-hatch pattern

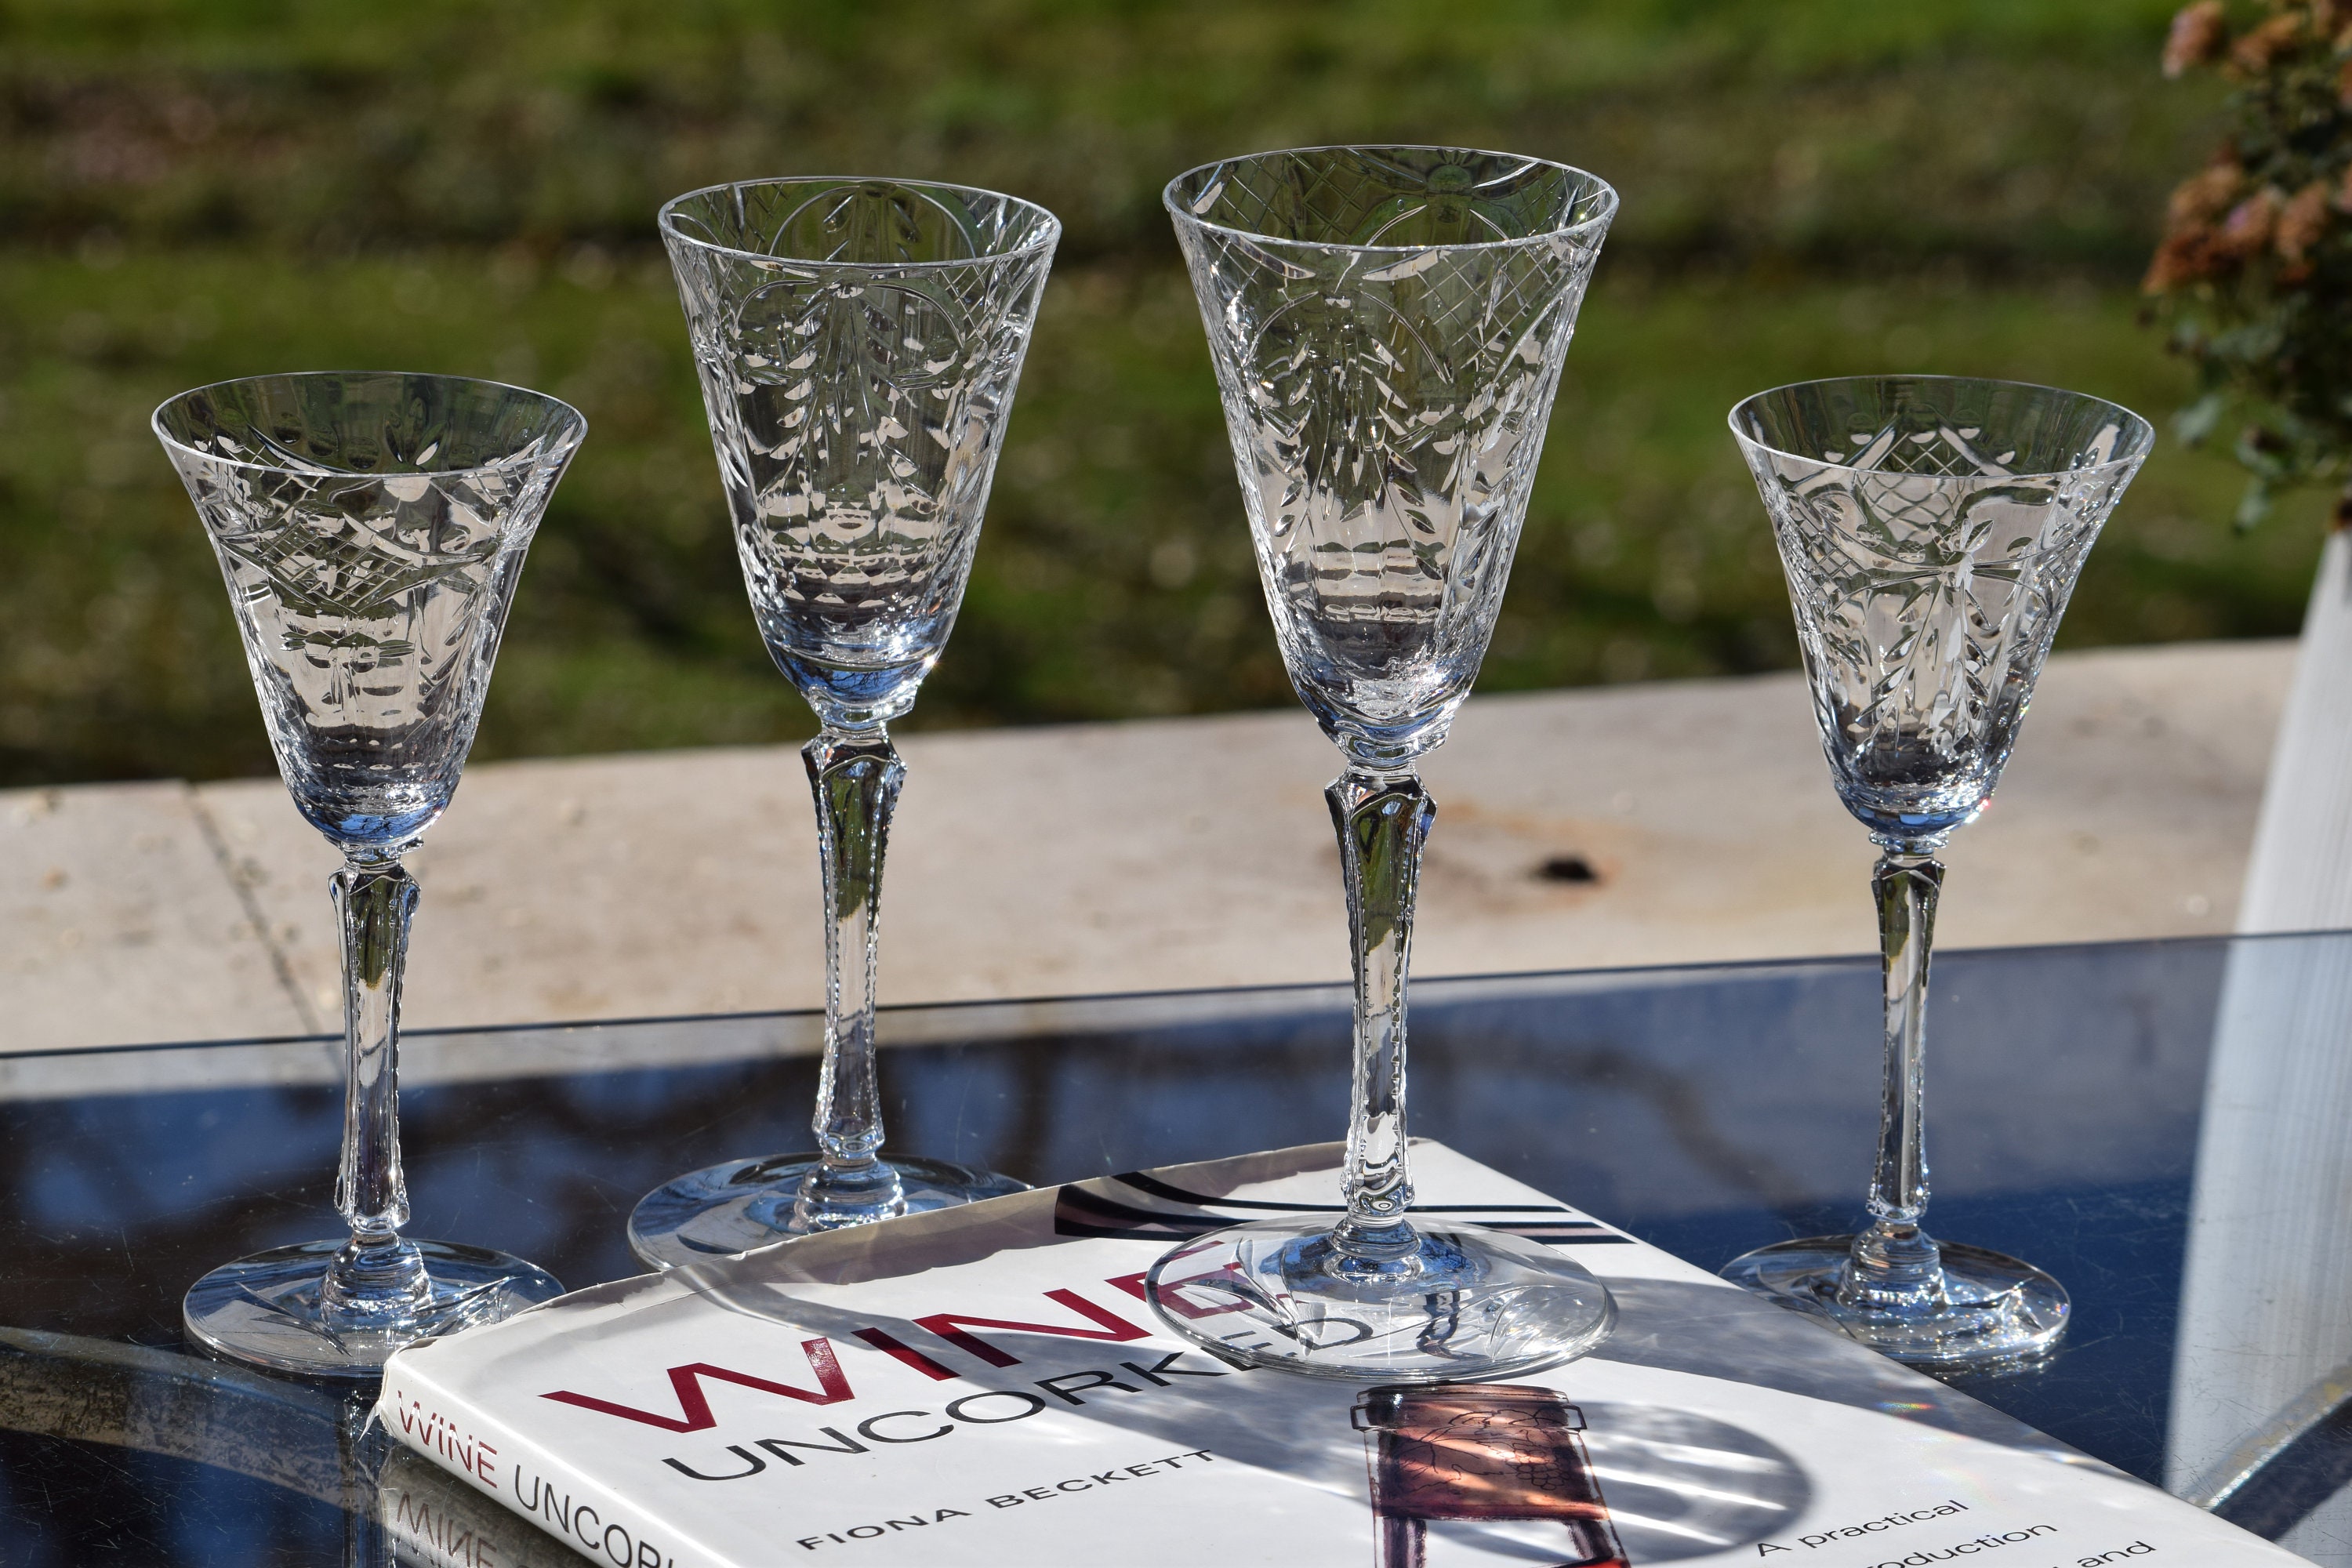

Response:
(160, 384), (576, 851)
(1143, 147), (1623, 1385)
(1739, 401), (2143, 844)
(155, 371), (581, 1377)
(665, 181), (1055, 729)
(1719, 376), (2152, 1367)
(1173, 148), (1610, 764)
(629, 178), (1055, 1261)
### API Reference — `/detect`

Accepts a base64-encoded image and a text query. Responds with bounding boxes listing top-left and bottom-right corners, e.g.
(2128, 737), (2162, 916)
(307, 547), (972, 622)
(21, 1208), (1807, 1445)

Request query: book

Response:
(376, 1141), (2302, 1568)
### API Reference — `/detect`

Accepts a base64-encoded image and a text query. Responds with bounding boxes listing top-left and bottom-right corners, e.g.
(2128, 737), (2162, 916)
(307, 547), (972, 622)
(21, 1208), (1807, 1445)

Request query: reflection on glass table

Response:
(2, 930), (2350, 1561)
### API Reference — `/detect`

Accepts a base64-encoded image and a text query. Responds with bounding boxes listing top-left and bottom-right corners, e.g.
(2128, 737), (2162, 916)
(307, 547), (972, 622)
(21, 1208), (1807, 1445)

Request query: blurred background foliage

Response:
(0, 0), (2318, 784)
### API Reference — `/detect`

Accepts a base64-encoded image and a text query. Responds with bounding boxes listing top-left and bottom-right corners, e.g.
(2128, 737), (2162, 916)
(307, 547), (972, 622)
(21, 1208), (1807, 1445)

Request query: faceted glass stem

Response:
(321, 861), (429, 1318)
(796, 728), (909, 1230)
(1328, 767), (1437, 1255)
(1843, 847), (1948, 1310)
(1141, 760), (1614, 1381)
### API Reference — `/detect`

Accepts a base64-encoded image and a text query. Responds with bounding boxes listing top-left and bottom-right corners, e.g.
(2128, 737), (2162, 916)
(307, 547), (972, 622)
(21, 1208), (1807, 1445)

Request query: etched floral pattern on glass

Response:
(664, 180), (1055, 730)
(1174, 147), (1610, 764)
(1736, 381), (2144, 844)
(162, 378), (572, 851)
(1721, 376), (2153, 1367)
(155, 372), (582, 1378)
(630, 179), (1057, 1264)
(1143, 147), (1622, 1385)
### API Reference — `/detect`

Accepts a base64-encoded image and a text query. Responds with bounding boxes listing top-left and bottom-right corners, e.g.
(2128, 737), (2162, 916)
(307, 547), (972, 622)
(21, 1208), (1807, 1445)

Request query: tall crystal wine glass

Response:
(154, 372), (583, 1377)
(1722, 376), (2153, 1367)
(1141, 146), (1620, 1381)
(628, 178), (1058, 1267)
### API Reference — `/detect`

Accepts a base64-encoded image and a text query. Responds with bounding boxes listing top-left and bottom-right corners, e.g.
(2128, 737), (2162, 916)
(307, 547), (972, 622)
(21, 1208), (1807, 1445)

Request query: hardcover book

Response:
(377, 1142), (2299, 1568)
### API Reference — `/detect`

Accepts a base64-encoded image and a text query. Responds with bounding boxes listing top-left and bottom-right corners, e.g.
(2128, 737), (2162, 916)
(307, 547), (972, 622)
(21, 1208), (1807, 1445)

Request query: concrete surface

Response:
(0, 640), (2292, 1052)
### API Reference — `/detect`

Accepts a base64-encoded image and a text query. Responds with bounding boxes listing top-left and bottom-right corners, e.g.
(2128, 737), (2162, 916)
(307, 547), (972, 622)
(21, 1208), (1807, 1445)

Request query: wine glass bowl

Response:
(156, 372), (582, 1377)
(1733, 376), (2149, 848)
(660, 178), (1058, 732)
(1167, 147), (1617, 769)
(630, 178), (1056, 1267)
(1722, 376), (2153, 1367)
(158, 374), (577, 851)
(1143, 147), (1619, 1381)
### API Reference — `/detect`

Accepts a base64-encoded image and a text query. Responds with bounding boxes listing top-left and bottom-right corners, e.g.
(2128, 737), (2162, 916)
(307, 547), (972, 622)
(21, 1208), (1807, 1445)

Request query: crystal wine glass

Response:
(154, 372), (583, 1377)
(1142, 146), (1621, 1381)
(629, 178), (1058, 1266)
(1721, 375), (2152, 1366)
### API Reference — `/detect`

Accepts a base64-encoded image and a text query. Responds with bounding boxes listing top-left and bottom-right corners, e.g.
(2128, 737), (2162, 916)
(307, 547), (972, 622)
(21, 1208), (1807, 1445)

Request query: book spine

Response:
(379, 1365), (719, 1568)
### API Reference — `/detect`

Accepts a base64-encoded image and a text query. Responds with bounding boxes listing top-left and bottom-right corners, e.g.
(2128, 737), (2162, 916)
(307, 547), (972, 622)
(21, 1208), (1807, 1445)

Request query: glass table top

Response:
(4, 930), (2349, 1562)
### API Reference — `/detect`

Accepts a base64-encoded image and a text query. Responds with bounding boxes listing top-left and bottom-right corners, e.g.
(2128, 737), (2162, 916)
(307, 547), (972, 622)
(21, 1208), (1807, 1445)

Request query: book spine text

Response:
(381, 1369), (716, 1568)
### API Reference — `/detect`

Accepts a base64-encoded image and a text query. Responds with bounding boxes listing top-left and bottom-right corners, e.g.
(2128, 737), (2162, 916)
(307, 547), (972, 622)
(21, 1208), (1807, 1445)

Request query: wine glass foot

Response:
(183, 1238), (563, 1380)
(1719, 1235), (2068, 1369)
(1144, 1217), (1617, 1382)
(627, 1152), (1029, 1270)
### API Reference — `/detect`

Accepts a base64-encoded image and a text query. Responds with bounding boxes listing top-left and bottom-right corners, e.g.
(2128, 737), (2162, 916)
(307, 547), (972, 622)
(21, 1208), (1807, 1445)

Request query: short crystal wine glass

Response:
(1142, 146), (1621, 1381)
(1722, 375), (2153, 1367)
(155, 372), (583, 1377)
(628, 178), (1058, 1267)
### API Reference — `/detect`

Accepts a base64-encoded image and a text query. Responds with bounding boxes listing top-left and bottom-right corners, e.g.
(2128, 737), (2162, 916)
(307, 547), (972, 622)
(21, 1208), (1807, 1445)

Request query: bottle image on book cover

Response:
(1353, 1385), (1628, 1568)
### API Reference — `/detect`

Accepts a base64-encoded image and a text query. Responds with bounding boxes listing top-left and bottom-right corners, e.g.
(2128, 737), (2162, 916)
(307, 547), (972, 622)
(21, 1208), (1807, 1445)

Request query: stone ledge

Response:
(0, 639), (2292, 1052)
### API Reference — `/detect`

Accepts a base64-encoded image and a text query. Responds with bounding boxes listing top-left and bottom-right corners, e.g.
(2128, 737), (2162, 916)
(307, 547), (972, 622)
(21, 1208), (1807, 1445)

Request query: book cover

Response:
(377, 1142), (2301, 1567)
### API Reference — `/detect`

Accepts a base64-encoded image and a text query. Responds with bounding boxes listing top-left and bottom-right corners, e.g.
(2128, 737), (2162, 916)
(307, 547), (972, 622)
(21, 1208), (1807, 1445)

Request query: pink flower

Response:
(2165, 1), (2229, 76)
(2277, 180), (2333, 262)
(2216, 188), (2285, 259)
(2229, 11), (2309, 75)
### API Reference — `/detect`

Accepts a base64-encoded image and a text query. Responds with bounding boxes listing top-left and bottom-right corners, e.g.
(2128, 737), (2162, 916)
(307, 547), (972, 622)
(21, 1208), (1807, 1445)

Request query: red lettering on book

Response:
(911, 1289), (1149, 1368)
(851, 1327), (959, 1381)
(541, 1338), (851, 1432)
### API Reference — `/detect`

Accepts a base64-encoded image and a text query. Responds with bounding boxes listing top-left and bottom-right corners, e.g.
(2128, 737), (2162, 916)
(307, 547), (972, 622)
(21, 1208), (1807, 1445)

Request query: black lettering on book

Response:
(858, 1410), (954, 1443)
(667, 1396), (1043, 1480)
(1120, 1352), (1225, 1385)
(946, 1390), (1048, 1424)
(912, 1289), (1149, 1368)
(1865, 1526), (2057, 1568)
(540, 1338), (852, 1432)
(1037, 1369), (1140, 1405)
(981, 1451), (1214, 1510)
(797, 1510), (972, 1548)
(758, 1428), (869, 1466)
(665, 1444), (766, 1482)
(514, 1466), (675, 1563)
(1800, 1501), (1973, 1549)
(520, 1468), (575, 1533)
(510, 1481), (681, 1568)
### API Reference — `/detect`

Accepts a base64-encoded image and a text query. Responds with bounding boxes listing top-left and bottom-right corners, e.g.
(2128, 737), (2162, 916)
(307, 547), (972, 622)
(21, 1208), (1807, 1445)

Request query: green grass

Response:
(0, 0), (2316, 786)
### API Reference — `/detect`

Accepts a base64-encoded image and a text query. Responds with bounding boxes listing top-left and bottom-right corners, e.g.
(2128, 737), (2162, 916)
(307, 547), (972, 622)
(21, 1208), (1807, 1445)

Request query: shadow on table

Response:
(0, 932), (2310, 1556)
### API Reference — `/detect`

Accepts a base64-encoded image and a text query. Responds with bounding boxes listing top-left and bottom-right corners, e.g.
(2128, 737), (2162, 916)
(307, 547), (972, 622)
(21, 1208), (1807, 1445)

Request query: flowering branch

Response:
(2148, 0), (2352, 528)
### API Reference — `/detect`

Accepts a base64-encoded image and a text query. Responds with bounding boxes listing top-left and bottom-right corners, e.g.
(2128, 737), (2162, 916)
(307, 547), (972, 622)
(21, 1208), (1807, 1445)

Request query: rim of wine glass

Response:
(657, 176), (1062, 272)
(1161, 143), (1619, 254)
(1726, 372), (2155, 481)
(151, 370), (586, 480)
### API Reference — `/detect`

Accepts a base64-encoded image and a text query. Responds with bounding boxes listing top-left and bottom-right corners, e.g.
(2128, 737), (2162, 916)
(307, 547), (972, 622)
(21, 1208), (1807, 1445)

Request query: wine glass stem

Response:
(800, 728), (906, 1217)
(1328, 766), (1436, 1253)
(326, 858), (425, 1312)
(1853, 846), (1947, 1297)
